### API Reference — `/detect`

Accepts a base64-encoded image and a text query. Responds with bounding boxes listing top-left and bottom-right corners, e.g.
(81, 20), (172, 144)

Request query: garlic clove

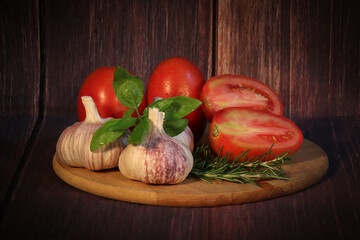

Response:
(56, 96), (127, 171)
(173, 126), (194, 152)
(119, 107), (193, 184)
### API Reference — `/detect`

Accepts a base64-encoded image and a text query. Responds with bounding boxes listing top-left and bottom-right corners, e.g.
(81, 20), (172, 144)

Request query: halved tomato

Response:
(209, 107), (303, 161)
(201, 75), (283, 121)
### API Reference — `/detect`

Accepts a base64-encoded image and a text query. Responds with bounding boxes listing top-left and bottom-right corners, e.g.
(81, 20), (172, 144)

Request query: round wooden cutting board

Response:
(53, 139), (328, 207)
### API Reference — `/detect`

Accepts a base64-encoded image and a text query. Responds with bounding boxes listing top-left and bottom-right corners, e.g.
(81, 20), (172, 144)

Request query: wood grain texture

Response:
(329, 0), (360, 118)
(43, 0), (213, 117)
(283, 117), (360, 240)
(0, 0), (40, 117)
(216, 0), (359, 120)
(0, 0), (40, 206)
(1, 0), (359, 239)
(0, 117), (37, 206)
(289, 0), (331, 119)
(216, 0), (291, 115)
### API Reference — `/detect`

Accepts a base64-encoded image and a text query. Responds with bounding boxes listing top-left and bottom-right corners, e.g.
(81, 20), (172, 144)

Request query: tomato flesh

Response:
(209, 107), (303, 161)
(201, 75), (283, 121)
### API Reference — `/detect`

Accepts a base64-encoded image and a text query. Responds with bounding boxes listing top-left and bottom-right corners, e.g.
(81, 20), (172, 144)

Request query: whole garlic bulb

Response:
(56, 96), (127, 171)
(119, 107), (193, 184)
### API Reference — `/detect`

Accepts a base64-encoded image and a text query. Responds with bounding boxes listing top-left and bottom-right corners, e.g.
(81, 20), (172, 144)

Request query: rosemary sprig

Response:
(190, 144), (294, 185)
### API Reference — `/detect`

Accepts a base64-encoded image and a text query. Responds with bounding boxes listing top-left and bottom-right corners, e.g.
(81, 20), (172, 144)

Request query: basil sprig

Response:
(90, 67), (202, 151)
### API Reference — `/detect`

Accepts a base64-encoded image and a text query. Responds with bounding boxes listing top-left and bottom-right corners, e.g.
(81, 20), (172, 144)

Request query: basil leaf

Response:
(90, 118), (137, 151)
(163, 119), (188, 137)
(122, 109), (135, 118)
(91, 130), (125, 152)
(113, 67), (144, 109)
(127, 118), (149, 145)
(106, 117), (137, 131)
(143, 96), (202, 120)
(143, 98), (174, 117)
(162, 96), (202, 120)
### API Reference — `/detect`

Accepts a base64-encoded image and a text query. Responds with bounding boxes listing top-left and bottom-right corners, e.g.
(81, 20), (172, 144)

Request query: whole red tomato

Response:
(77, 67), (146, 121)
(146, 57), (206, 142)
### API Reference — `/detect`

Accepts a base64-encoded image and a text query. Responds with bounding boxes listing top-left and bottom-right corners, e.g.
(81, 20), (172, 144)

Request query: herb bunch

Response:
(190, 144), (293, 184)
(90, 67), (202, 151)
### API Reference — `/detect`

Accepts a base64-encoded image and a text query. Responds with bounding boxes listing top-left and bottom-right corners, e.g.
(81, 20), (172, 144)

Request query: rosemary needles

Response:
(190, 144), (294, 185)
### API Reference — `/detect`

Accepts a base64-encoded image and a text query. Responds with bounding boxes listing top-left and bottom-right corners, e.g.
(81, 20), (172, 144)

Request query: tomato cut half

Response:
(209, 107), (303, 161)
(201, 75), (283, 121)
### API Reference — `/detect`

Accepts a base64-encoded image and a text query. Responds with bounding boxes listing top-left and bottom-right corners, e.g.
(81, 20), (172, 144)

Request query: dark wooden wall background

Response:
(1, 0), (359, 239)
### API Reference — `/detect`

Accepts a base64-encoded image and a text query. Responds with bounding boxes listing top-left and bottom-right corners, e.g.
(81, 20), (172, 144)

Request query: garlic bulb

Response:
(56, 96), (127, 171)
(151, 97), (194, 151)
(119, 108), (193, 184)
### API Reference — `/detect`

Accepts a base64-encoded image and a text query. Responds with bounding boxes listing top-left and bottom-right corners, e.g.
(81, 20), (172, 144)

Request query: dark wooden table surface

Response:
(1, 0), (359, 239)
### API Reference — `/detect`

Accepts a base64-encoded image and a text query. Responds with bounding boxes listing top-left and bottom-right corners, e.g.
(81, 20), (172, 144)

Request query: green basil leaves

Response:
(90, 67), (202, 151)
(113, 68), (143, 111)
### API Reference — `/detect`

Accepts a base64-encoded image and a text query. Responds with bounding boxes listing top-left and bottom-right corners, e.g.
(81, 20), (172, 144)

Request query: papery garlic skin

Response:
(56, 122), (127, 170)
(119, 108), (193, 184)
(56, 96), (127, 171)
(173, 126), (194, 152)
(119, 138), (193, 184)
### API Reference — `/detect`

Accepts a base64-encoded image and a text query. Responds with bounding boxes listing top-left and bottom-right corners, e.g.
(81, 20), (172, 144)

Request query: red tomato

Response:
(201, 74), (283, 121)
(77, 67), (146, 121)
(209, 107), (303, 161)
(146, 57), (206, 141)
